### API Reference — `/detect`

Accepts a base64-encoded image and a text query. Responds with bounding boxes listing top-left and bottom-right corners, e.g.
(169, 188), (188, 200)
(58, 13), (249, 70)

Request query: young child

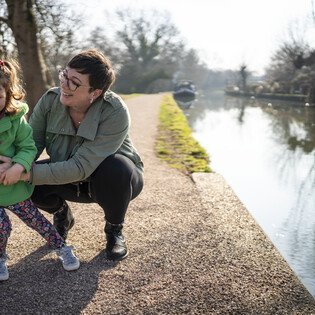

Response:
(0, 58), (80, 281)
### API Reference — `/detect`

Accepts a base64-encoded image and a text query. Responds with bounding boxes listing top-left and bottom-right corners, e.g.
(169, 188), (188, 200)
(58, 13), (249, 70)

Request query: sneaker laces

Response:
(56, 245), (80, 271)
(57, 246), (76, 264)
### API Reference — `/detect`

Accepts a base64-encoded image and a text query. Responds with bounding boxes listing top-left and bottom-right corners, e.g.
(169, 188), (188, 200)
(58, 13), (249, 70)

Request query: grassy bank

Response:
(156, 95), (211, 175)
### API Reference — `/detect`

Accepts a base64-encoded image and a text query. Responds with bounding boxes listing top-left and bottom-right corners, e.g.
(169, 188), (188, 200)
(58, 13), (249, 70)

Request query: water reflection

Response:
(186, 91), (315, 296)
(173, 94), (197, 110)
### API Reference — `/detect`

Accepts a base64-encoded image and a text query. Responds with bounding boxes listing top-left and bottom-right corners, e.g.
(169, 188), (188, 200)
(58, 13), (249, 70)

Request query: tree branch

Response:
(0, 16), (9, 24)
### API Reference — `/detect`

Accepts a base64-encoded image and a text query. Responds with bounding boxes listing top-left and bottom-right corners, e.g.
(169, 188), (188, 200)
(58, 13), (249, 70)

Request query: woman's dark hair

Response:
(68, 49), (116, 97)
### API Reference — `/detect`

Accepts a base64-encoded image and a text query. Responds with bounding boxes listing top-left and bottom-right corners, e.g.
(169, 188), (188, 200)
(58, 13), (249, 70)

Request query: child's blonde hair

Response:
(0, 58), (25, 115)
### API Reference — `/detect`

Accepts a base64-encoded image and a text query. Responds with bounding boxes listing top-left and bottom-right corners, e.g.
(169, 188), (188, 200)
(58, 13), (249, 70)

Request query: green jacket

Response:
(29, 88), (143, 185)
(0, 103), (37, 206)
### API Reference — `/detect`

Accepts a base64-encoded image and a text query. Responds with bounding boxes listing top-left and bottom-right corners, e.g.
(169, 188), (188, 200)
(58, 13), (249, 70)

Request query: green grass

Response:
(156, 95), (211, 175)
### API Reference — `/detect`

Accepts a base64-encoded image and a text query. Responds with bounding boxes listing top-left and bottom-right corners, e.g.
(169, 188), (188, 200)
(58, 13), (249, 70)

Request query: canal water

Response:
(183, 90), (315, 296)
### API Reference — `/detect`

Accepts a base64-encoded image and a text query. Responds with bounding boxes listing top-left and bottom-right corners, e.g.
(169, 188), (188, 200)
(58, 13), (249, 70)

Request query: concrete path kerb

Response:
(0, 94), (314, 314)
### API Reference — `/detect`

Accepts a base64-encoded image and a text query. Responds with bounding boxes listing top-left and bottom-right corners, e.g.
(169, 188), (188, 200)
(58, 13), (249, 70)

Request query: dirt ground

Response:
(0, 94), (314, 314)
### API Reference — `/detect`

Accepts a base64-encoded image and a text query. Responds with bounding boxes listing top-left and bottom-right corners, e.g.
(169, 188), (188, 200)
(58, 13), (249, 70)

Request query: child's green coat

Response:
(0, 103), (37, 206)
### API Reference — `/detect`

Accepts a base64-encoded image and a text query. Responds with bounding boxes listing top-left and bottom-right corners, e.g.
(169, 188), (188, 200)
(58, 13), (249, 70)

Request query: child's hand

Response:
(0, 171), (5, 184)
(0, 161), (12, 172)
(0, 156), (11, 164)
(2, 163), (25, 185)
(0, 161), (12, 184)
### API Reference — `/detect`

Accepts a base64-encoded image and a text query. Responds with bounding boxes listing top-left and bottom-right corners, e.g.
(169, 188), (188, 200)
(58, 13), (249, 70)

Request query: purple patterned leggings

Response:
(0, 199), (65, 256)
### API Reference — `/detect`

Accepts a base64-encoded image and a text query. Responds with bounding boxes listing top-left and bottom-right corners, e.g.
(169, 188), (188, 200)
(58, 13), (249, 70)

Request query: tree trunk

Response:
(6, 0), (50, 116)
(307, 85), (315, 105)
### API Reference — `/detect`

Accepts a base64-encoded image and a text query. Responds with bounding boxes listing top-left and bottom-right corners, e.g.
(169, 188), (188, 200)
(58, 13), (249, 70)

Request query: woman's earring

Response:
(90, 92), (95, 104)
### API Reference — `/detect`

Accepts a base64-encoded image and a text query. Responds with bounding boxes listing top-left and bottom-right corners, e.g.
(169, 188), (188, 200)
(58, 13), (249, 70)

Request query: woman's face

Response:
(59, 67), (95, 109)
(0, 84), (6, 112)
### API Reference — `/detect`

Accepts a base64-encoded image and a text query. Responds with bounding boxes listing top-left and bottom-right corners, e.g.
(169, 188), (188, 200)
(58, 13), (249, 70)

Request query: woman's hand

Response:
(20, 171), (30, 182)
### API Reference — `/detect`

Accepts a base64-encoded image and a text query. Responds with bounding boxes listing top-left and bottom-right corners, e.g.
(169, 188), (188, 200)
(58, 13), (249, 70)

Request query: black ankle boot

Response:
(105, 222), (128, 261)
(53, 202), (75, 240)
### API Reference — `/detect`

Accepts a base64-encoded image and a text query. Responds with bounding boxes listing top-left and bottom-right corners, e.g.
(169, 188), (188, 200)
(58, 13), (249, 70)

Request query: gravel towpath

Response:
(1, 94), (315, 314)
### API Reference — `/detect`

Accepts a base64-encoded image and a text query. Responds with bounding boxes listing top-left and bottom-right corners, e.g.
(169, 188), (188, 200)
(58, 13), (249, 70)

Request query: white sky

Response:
(73, 0), (315, 75)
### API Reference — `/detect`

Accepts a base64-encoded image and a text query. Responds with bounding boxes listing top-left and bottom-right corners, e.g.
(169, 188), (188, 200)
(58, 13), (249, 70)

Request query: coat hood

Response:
(10, 102), (28, 121)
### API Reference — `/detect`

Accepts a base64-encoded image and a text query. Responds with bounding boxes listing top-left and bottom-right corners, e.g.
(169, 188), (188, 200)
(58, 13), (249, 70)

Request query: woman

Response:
(2, 49), (144, 261)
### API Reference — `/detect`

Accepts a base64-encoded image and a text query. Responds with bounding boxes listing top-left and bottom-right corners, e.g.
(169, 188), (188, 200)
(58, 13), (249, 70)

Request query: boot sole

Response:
(105, 250), (129, 261)
(63, 261), (80, 271)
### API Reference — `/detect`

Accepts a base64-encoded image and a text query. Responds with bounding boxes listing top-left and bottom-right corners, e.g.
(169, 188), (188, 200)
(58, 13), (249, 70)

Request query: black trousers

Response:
(31, 154), (144, 224)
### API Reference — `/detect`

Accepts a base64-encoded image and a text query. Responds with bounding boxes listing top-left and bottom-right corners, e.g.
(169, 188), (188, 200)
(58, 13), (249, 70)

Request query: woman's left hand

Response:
(20, 171), (30, 182)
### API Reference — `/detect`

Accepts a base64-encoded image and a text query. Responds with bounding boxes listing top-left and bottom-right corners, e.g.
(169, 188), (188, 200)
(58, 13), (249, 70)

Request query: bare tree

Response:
(90, 8), (186, 93)
(265, 20), (314, 98)
(2, 0), (50, 113)
(174, 49), (209, 90)
(0, 0), (79, 114)
(34, 0), (80, 85)
(239, 64), (249, 92)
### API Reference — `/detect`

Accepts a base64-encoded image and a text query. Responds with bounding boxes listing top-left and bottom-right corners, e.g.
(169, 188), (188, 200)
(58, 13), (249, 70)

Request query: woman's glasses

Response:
(58, 69), (91, 91)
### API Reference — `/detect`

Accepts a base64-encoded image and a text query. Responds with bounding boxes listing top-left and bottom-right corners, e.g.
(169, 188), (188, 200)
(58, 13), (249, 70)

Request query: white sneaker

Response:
(56, 246), (80, 271)
(0, 254), (9, 281)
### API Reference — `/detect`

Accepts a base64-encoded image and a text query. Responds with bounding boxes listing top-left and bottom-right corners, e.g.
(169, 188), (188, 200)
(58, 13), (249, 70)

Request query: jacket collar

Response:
(76, 98), (103, 141)
(0, 115), (11, 133)
(50, 91), (103, 141)
(0, 109), (5, 120)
